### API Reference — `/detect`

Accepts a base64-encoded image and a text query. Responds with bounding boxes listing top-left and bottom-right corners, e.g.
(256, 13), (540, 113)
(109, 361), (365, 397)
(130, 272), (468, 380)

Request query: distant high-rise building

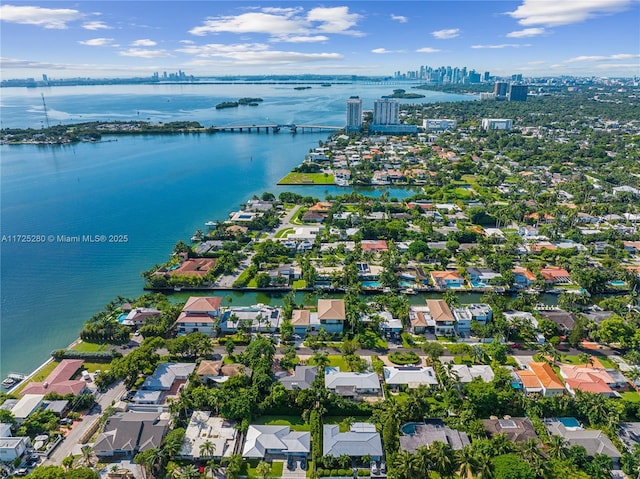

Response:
(483, 72), (490, 82)
(42, 74), (48, 82)
(468, 71), (481, 83)
(511, 74), (523, 82)
(494, 81), (509, 97)
(508, 84), (528, 102)
(373, 98), (399, 125)
(346, 96), (363, 132)
(481, 118), (513, 130)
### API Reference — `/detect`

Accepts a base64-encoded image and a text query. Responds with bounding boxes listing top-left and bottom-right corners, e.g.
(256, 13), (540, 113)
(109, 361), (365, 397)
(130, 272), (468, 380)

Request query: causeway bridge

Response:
(209, 123), (343, 133)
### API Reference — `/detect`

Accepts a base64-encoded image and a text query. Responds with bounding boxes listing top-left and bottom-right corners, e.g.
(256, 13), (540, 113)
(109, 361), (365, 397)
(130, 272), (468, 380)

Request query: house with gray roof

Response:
(399, 420), (469, 453)
(618, 422), (640, 451)
(323, 423), (383, 460)
(94, 412), (170, 458)
(482, 417), (539, 443)
(451, 365), (495, 383)
(242, 425), (310, 459)
(141, 362), (195, 391)
(279, 366), (317, 391)
(543, 418), (622, 464)
(324, 368), (381, 399)
(383, 366), (438, 389)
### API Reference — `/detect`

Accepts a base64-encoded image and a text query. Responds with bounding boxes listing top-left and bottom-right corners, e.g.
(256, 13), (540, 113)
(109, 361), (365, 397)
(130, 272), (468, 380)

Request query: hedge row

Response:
(51, 349), (121, 362)
(317, 469), (369, 477)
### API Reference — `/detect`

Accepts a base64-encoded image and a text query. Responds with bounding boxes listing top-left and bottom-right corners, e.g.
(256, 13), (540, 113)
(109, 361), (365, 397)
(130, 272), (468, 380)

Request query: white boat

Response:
(2, 377), (16, 387)
(403, 288), (417, 295)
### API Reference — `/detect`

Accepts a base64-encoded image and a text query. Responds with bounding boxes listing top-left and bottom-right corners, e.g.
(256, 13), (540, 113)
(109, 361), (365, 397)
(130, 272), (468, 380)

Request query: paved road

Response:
(45, 380), (127, 465)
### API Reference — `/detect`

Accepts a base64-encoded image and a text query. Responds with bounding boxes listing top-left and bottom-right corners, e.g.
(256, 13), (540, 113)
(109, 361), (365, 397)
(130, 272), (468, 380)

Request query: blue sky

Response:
(1, 1), (639, 79)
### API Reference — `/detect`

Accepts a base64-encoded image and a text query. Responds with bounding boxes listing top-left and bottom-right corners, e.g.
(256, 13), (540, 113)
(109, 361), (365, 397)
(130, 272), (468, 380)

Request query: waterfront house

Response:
(467, 268), (501, 285)
(167, 258), (216, 277)
(301, 210), (326, 223)
(324, 368), (381, 399)
(543, 418), (621, 464)
(279, 366), (318, 391)
(430, 271), (465, 289)
(20, 359), (87, 397)
(178, 411), (238, 460)
(317, 299), (345, 334)
(426, 299), (456, 336)
(383, 366), (438, 390)
(409, 306), (433, 335)
(323, 423), (383, 460)
(482, 417), (539, 443)
(221, 305), (282, 333)
(120, 307), (161, 327)
(400, 420), (469, 453)
(242, 425), (310, 460)
(94, 411), (170, 458)
(512, 267), (536, 287)
(291, 309), (312, 336)
(174, 296), (222, 336)
(540, 266), (571, 284)
(516, 362), (565, 397)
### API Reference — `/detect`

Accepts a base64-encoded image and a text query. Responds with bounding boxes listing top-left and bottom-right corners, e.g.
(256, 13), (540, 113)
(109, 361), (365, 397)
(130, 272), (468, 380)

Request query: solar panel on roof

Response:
(499, 419), (517, 429)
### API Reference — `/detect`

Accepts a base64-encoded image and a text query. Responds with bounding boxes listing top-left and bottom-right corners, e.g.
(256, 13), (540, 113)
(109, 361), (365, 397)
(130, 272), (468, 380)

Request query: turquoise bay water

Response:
(0, 83), (476, 378)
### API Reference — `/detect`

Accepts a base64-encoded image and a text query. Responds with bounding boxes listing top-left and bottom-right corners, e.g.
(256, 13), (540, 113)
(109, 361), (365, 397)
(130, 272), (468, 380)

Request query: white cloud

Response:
(186, 50), (342, 66)
(0, 4), (83, 29)
(82, 20), (111, 30)
(507, 0), (632, 27)
(119, 48), (172, 58)
(177, 43), (270, 56)
(471, 43), (531, 49)
(307, 6), (363, 35)
(131, 39), (157, 47)
(189, 6), (363, 38)
(371, 48), (406, 54)
(270, 35), (329, 43)
(179, 40), (195, 45)
(528, 60), (546, 64)
(189, 11), (304, 36)
(432, 28), (460, 39)
(507, 27), (546, 38)
(78, 38), (115, 47)
(416, 47), (442, 53)
(391, 14), (408, 23)
(565, 53), (640, 63)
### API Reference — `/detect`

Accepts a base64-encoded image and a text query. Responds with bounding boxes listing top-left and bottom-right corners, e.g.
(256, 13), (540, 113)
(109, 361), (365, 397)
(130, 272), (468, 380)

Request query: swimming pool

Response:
(609, 280), (627, 287)
(361, 281), (382, 288)
(117, 313), (128, 323)
(470, 280), (487, 288)
(558, 417), (581, 429)
(399, 281), (414, 287)
(400, 422), (423, 435)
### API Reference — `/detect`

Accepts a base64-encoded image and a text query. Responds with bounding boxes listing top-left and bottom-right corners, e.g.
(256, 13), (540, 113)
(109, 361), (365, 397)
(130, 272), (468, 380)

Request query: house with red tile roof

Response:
(430, 271), (465, 289)
(317, 299), (345, 334)
(516, 362), (565, 397)
(21, 359), (87, 396)
(512, 267), (536, 287)
(174, 296), (222, 336)
(560, 364), (623, 397)
(426, 299), (455, 336)
(361, 240), (388, 253)
(540, 266), (571, 284)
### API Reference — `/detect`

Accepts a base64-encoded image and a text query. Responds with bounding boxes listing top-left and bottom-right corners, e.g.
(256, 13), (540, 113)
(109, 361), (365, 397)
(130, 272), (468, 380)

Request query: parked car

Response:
(14, 469), (28, 476)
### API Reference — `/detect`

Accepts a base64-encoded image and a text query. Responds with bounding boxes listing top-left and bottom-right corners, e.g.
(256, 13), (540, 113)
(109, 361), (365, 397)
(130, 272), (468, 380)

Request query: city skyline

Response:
(1, 1), (639, 80)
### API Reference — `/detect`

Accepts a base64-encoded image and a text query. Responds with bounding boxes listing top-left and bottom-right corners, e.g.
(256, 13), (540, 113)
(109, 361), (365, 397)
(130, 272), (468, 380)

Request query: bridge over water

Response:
(209, 123), (343, 133)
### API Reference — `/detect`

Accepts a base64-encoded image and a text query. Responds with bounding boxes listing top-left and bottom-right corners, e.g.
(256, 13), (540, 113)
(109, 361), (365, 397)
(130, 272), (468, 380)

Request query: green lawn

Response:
(277, 172), (334, 185)
(71, 341), (108, 352)
(254, 415), (310, 431)
(292, 279), (307, 289)
(307, 354), (351, 371)
(241, 459), (284, 477)
(621, 391), (640, 403)
(275, 227), (294, 238)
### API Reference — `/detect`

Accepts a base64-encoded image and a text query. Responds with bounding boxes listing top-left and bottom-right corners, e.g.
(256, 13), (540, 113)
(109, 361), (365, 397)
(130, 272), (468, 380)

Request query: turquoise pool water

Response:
(558, 417), (580, 428)
(400, 422), (423, 435)
(399, 281), (414, 287)
(117, 313), (128, 323)
(609, 280), (627, 287)
(361, 281), (382, 288)
(470, 281), (487, 288)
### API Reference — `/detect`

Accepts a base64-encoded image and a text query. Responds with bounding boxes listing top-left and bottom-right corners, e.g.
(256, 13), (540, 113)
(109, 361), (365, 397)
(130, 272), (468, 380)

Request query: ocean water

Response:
(0, 83), (476, 378)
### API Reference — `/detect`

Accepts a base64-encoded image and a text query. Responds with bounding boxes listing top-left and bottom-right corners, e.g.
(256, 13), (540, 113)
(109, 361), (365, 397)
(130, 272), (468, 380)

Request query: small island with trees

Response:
(215, 97), (264, 109)
(383, 88), (426, 99)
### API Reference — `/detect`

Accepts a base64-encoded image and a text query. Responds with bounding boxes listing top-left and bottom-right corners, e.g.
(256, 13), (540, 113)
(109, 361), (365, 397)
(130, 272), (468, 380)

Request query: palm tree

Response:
(311, 351), (330, 371)
(204, 460), (220, 478)
(577, 352), (593, 367)
(547, 434), (568, 460)
(414, 445), (433, 478)
(62, 454), (74, 471)
(520, 438), (543, 465)
(223, 454), (243, 479)
(178, 465), (200, 479)
(456, 446), (478, 479)
(199, 439), (217, 459)
(80, 445), (95, 467)
(429, 441), (457, 479)
(392, 450), (419, 479)
(490, 433), (514, 455)
(475, 453), (494, 479)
